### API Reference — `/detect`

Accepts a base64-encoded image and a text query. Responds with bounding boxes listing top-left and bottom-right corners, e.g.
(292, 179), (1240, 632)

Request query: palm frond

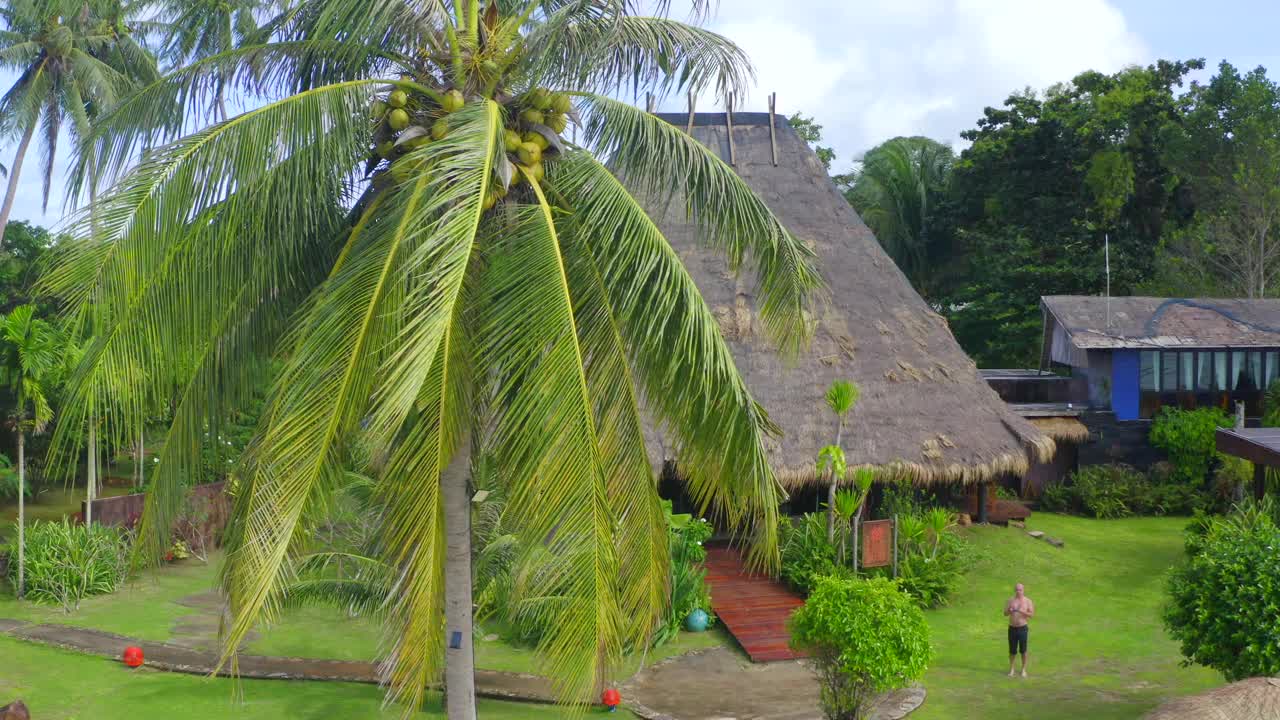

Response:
(550, 150), (784, 570)
(574, 92), (822, 356)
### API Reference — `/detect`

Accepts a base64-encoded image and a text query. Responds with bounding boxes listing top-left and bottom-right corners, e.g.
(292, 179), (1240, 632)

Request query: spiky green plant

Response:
(822, 379), (859, 541)
(41, 1), (819, 716)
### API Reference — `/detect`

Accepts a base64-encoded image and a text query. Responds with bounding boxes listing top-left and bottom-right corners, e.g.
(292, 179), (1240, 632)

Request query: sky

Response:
(4, 0), (1280, 227)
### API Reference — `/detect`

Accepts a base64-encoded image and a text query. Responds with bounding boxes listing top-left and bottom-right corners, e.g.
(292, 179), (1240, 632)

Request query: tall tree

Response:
(940, 60), (1202, 367)
(845, 136), (955, 297)
(789, 112), (835, 170)
(1160, 62), (1280, 298)
(0, 304), (61, 599)
(43, 1), (818, 716)
(154, 0), (273, 120)
(0, 0), (154, 248)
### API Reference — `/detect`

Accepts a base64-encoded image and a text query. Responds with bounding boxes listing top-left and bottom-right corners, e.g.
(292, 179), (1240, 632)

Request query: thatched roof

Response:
(1143, 677), (1280, 720)
(1029, 417), (1090, 444)
(643, 112), (1052, 488)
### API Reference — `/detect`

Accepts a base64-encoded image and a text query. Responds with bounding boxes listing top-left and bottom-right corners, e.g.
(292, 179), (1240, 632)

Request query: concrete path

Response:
(0, 618), (555, 703)
(625, 646), (925, 720)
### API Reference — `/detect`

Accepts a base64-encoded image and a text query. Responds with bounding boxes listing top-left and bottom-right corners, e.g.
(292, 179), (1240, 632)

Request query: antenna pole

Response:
(1105, 233), (1112, 328)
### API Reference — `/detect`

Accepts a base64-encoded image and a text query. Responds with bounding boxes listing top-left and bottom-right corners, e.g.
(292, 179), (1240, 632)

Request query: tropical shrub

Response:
(780, 513), (850, 594)
(7, 520), (129, 610)
(889, 511), (968, 608)
(1149, 407), (1232, 484)
(1165, 504), (1280, 680)
(878, 481), (924, 520)
(1046, 464), (1209, 518)
(1074, 464), (1141, 518)
(655, 515), (715, 646)
(790, 576), (932, 720)
(1037, 482), (1077, 513)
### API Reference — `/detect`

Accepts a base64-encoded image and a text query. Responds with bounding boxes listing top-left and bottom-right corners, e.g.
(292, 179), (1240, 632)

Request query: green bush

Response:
(1165, 504), (1280, 680)
(790, 576), (932, 720)
(7, 520), (130, 609)
(1074, 464), (1142, 518)
(780, 513), (850, 595)
(877, 482), (923, 520)
(1149, 407), (1232, 485)
(1037, 482), (1078, 513)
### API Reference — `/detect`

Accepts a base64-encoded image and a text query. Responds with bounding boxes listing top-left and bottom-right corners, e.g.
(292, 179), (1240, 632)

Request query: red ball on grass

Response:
(123, 646), (144, 668)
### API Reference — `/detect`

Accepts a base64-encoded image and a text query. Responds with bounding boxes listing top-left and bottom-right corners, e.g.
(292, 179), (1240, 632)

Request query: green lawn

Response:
(915, 513), (1222, 720)
(0, 635), (614, 719)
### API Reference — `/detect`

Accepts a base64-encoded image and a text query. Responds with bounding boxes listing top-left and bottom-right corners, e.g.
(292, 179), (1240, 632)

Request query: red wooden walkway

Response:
(703, 545), (806, 662)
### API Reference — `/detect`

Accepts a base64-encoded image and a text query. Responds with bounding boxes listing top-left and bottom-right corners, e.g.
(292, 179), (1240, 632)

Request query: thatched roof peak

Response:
(643, 111), (1051, 488)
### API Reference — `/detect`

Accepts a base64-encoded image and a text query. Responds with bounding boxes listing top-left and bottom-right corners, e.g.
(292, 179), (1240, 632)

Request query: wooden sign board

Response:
(861, 519), (893, 568)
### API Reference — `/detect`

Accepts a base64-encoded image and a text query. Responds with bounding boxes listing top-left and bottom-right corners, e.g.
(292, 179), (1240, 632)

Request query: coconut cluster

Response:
(369, 85), (573, 211)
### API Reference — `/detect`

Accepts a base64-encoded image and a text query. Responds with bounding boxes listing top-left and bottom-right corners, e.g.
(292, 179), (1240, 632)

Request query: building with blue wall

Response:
(1041, 296), (1280, 422)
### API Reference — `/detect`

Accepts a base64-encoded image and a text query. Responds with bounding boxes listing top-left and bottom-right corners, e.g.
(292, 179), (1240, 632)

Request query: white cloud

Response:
(676, 0), (1148, 169)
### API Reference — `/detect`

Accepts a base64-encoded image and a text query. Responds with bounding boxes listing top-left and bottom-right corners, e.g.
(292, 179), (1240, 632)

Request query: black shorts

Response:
(1008, 625), (1029, 655)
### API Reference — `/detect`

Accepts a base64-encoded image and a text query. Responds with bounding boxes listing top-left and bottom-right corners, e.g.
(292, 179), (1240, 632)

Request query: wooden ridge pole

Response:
(768, 92), (779, 166)
(726, 92), (737, 166)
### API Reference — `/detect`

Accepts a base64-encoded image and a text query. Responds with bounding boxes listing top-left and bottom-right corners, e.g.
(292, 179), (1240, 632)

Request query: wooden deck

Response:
(703, 546), (806, 663)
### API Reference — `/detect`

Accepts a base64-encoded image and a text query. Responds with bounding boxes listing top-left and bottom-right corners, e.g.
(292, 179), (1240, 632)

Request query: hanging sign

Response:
(861, 519), (893, 568)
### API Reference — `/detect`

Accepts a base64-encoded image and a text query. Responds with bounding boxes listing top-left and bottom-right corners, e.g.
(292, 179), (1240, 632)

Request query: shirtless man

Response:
(1003, 582), (1034, 677)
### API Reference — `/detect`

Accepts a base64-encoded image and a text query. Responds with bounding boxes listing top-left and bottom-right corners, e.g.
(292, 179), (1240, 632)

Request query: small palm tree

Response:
(0, 0), (155, 245)
(832, 468), (873, 567)
(44, 1), (819, 715)
(923, 506), (954, 560)
(823, 379), (859, 541)
(0, 305), (62, 599)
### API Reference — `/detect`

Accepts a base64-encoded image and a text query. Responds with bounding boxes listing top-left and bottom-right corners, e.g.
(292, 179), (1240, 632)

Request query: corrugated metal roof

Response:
(1042, 296), (1280, 350)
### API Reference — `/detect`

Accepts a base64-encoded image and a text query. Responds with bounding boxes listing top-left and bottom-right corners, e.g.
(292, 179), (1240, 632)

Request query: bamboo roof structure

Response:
(642, 107), (1052, 489)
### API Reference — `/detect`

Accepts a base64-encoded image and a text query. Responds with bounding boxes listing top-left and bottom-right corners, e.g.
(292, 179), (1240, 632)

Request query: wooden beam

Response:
(1217, 428), (1280, 467)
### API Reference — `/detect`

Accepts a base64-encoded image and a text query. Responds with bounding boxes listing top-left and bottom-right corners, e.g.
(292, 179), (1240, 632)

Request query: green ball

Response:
(388, 108), (410, 131)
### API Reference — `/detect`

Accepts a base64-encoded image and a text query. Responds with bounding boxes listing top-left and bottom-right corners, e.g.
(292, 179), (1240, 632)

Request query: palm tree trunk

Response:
(442, 448), (477, 720)
(137, 430), (145, 491)
(0, 120), (37, 253)
(827, 422), (844, 542)
(86, 422), (96, 525)
(16, 430), (25, 599)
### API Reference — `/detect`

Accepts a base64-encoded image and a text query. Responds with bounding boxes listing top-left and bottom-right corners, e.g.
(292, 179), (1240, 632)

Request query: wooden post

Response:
(768, 92), (779, 166)
(1255, 461), (1267, 501)
(726, 92), (737, 166)
(977, 483), (989, 524)
(852, 516), (859, 575)
(892, 515), (899, 579)
(685, 89), (696, 135)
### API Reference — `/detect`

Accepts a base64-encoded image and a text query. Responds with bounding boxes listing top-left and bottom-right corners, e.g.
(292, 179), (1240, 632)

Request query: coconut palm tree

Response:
(0, 304), (62, 599)
(42, 0), (819, 716)
(0, 0), (155, 248)
(845, 136), (954, 296)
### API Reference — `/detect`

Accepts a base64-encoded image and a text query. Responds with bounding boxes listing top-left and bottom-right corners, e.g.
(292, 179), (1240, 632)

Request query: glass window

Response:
(1233, 351), (1246, 390)
(1141, 351), (1160, 391)
(1216, 351), (1229, 390)
(1268, 351), (1280, 389)
(1249, 352), (1264, 391)
(1181, 351), (1195, 391)
(1196, 351), (1213, 391)
(1162, 351), (1179, 392)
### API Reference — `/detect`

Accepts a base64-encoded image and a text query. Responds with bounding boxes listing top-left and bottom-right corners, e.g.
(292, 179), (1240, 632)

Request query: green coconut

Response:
(431, 118), (450, 140)
(503, 129), (523, 152)
(442, 90), (465, 113)
(545, 113), (568, 134)
(528, 161), (545, 183)
(388, 90), (408, 108)
(482, 193), (498, 211)
(552, 94), (572, 114)
(481, 59), (500, 75)
(388, 108), (410, 131)
(370, 100), (388, 120)
(517, 142), (543, 166)
(520, 109), (545, 126)
(531, 88), (552, 110)
(377, 141), (395, 159)
(523, 131), (550, 151)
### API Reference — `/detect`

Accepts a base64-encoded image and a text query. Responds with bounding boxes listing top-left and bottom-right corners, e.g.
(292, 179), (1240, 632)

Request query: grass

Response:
(914, 513), (1222, 720)
(0, 635), (623, 719)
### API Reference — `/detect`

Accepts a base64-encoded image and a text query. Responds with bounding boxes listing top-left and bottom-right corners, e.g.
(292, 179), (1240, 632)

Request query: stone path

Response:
(0, 618), (556, 703)
(625, 646), (925, 720)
